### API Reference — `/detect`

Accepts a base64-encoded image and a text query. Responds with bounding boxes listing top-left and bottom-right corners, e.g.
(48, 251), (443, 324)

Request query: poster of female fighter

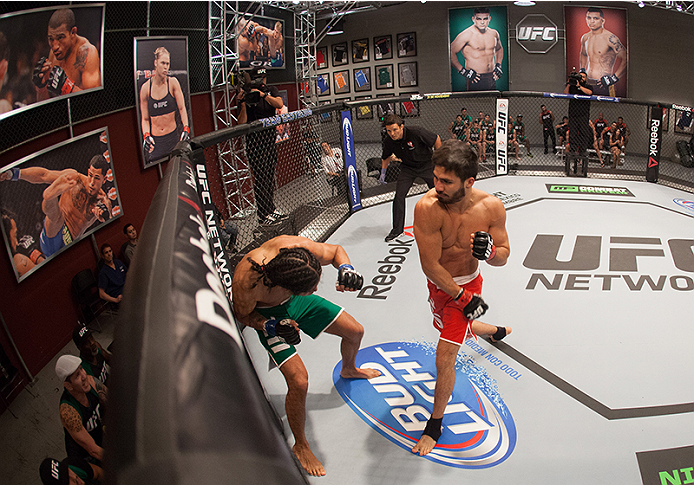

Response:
(565, 6), (628, 98)
(134, 36), (193, 169)
(0, 128), (121, 282)
(0, 4), (104, 120)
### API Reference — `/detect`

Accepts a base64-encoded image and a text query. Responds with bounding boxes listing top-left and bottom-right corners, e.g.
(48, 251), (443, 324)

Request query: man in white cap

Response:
(55, 355), (107, 464)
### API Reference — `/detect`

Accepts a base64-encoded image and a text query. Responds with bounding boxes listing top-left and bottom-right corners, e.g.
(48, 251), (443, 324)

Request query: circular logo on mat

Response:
(333, 341), (516, 468)
(673, 198), (694, 212)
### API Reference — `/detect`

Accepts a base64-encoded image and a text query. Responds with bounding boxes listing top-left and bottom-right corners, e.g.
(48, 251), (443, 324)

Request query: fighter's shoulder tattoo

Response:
(608, 34), (624, 52)
(60, 403), (84, 433)
(74, 45), (89, 70)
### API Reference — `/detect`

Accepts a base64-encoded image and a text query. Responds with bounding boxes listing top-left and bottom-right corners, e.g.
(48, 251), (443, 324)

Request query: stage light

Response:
(638, 1), (645, 7)
(514, 1), (536, 5)
(326, 18), (344, 35)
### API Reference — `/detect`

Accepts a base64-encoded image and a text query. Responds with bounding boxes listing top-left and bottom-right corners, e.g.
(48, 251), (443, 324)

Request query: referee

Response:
(380, 114), (441, 242)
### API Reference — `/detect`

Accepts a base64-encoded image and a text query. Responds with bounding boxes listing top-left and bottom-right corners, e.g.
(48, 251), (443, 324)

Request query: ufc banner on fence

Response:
(341, 110), (362, 212)
(647, 106), (663, 183)
(496, 98), (509, 175)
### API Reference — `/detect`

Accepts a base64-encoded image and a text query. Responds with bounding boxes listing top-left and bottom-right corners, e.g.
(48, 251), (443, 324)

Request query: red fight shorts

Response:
(427, 271), (483, 346)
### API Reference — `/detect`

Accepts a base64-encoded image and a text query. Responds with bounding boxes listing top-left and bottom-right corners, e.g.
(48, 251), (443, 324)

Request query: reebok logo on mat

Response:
(333, 341), (517, 468)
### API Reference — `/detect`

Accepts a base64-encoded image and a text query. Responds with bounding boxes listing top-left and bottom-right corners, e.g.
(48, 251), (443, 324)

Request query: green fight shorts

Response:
(255, 294), (343, 367)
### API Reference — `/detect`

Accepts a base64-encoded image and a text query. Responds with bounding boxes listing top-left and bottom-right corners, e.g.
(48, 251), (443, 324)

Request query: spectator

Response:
(72, 323), (111, 386)
(97, 243), (127, 306)
(39, 456), (103, 485)
(320, 142), (345, 196)
(212, 204), (239, 253)
(121, 223), (138, 267)
(55, 355), (106, 464)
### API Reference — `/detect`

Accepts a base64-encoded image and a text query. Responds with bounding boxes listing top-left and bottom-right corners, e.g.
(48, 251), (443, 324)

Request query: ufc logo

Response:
(518, 26), (556, 41)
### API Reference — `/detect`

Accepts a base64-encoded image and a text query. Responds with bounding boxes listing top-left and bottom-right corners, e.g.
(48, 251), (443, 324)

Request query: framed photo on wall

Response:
(396, 32), (416, 57)
(398, 92), (420, 118)
(374, 35), (393, 60)
(376, 93), (395, 119)
(352, 38), (369, 63)
(0, 4), (105, 121)
(134, 36), (194, 169)
(317, 73), (331, 96)
(353, 67), (372, 92)
(398, 62), (418, 88)
(565, 6), (627, 98)
(0, 128), (121, 282)
(333, 70), (350, 95)
(317, 46), (328, 69)
(332, 42), (348, 66)
(661, 108), (670, 132)
(375, 64), (394, 90)
(236, 14), (286, 69)
(449, 6), (509, 92)
(354, 95), (373, 120)
(674, 109), (693, 134)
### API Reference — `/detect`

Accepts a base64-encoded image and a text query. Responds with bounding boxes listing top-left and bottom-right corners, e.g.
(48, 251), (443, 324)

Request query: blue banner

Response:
(341, 110), (362, 212)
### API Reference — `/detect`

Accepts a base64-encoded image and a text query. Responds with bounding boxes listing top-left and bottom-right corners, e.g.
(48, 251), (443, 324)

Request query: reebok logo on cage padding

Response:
(333, 341), (516, 468)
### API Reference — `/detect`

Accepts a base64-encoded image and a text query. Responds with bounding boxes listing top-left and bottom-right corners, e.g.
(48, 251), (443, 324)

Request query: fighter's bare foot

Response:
(293, 443), (326, 477)
(490, 326), (512, 343)
(411, 434), (437, 456)
(340, 366), (381, 379)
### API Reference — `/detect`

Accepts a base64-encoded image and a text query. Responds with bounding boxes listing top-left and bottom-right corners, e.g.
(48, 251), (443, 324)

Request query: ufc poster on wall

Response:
(236, 14), (286, 69)
(0, 128), (121, 282)
(0, 4), (104, 120)
(565, 6), (627, 98)
(449, 6), (509, 93)
(134, 37), (193, 169)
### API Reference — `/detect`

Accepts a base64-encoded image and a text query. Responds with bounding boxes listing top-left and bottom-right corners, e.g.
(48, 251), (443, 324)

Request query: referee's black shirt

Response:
(382, 126), (439, 168)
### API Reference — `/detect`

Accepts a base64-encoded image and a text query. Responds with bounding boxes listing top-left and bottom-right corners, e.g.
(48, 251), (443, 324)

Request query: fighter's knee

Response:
(287, 370), (309, 393)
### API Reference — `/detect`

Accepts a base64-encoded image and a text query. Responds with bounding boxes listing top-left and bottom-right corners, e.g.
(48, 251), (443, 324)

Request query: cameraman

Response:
(563, 70), (593, 172)
(237, 67), (287, 225)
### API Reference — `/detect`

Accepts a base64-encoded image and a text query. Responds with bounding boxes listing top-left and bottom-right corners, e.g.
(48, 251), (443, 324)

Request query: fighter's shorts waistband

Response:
(428, 268), (480, 289)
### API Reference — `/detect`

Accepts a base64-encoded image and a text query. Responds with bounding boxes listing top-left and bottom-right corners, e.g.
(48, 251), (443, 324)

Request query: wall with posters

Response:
(318, 1), (694, 107)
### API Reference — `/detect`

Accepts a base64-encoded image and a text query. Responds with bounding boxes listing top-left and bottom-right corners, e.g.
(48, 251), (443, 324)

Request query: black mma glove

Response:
(143, 133), (155, 154)
(264, 318), (301, 345)
(458, 67), (478, 83)
(337, 264), (364, 290)
(32, 57), (48, 88)
(180, 125), (190, 142)
(599, 74), (619, 87)
(471, 231), (496, 261)
(46, 66), (75, 97)
(493, 63), (503, 79)
(454, 289), (489, 320)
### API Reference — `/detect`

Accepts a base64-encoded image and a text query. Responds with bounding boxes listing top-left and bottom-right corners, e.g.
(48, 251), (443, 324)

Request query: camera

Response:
(568, 70), (583, 85)
(240, 67), (268, 106)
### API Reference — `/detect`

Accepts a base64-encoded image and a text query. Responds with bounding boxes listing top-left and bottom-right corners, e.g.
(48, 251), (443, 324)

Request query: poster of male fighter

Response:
(449, 6), (509, 93)
(134, 37), (194, 169)
(0, 128), (121, 282)
(565, 6), (627, 98)
(236, 14), (286, 69)
(0, 4), (104, 120)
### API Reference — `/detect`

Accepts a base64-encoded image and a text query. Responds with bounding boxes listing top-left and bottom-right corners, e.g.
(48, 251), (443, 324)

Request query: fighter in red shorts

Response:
(412, 139), (512, 457)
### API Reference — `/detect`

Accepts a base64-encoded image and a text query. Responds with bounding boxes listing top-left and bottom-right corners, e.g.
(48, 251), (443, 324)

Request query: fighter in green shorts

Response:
(255, 294), (342, 367)
(232, 235), (381, 477)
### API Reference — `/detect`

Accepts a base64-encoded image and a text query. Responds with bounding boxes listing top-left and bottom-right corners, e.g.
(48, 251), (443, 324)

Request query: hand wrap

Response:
(264, 318), (301, 345)
(32, 57), (48, 88)
(180, 125), (190, 142)
(47, 66), (75, 97)
(493, 63), (503, 79)
(454, 289), (488, 320)
(472, 231), (496, 261)
(337, 264), (364, 290)
(458, 67), (478, 82)
(378, 168), (387, 184)
(143, 133), (155, 153)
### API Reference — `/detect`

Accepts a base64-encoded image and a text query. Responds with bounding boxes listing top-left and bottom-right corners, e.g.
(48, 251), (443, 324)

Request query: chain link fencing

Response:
(190, 92), (694, 274)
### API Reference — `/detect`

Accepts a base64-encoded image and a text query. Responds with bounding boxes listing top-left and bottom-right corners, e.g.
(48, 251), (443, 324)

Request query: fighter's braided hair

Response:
(249, 247), (322, 294)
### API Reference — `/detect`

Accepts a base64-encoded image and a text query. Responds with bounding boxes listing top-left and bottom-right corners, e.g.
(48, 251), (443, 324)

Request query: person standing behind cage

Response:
(139, 47), (190, 163)
(379, 114), (441, 242)
(237, 67), (289, 225)
(539, 105), (556, 155)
